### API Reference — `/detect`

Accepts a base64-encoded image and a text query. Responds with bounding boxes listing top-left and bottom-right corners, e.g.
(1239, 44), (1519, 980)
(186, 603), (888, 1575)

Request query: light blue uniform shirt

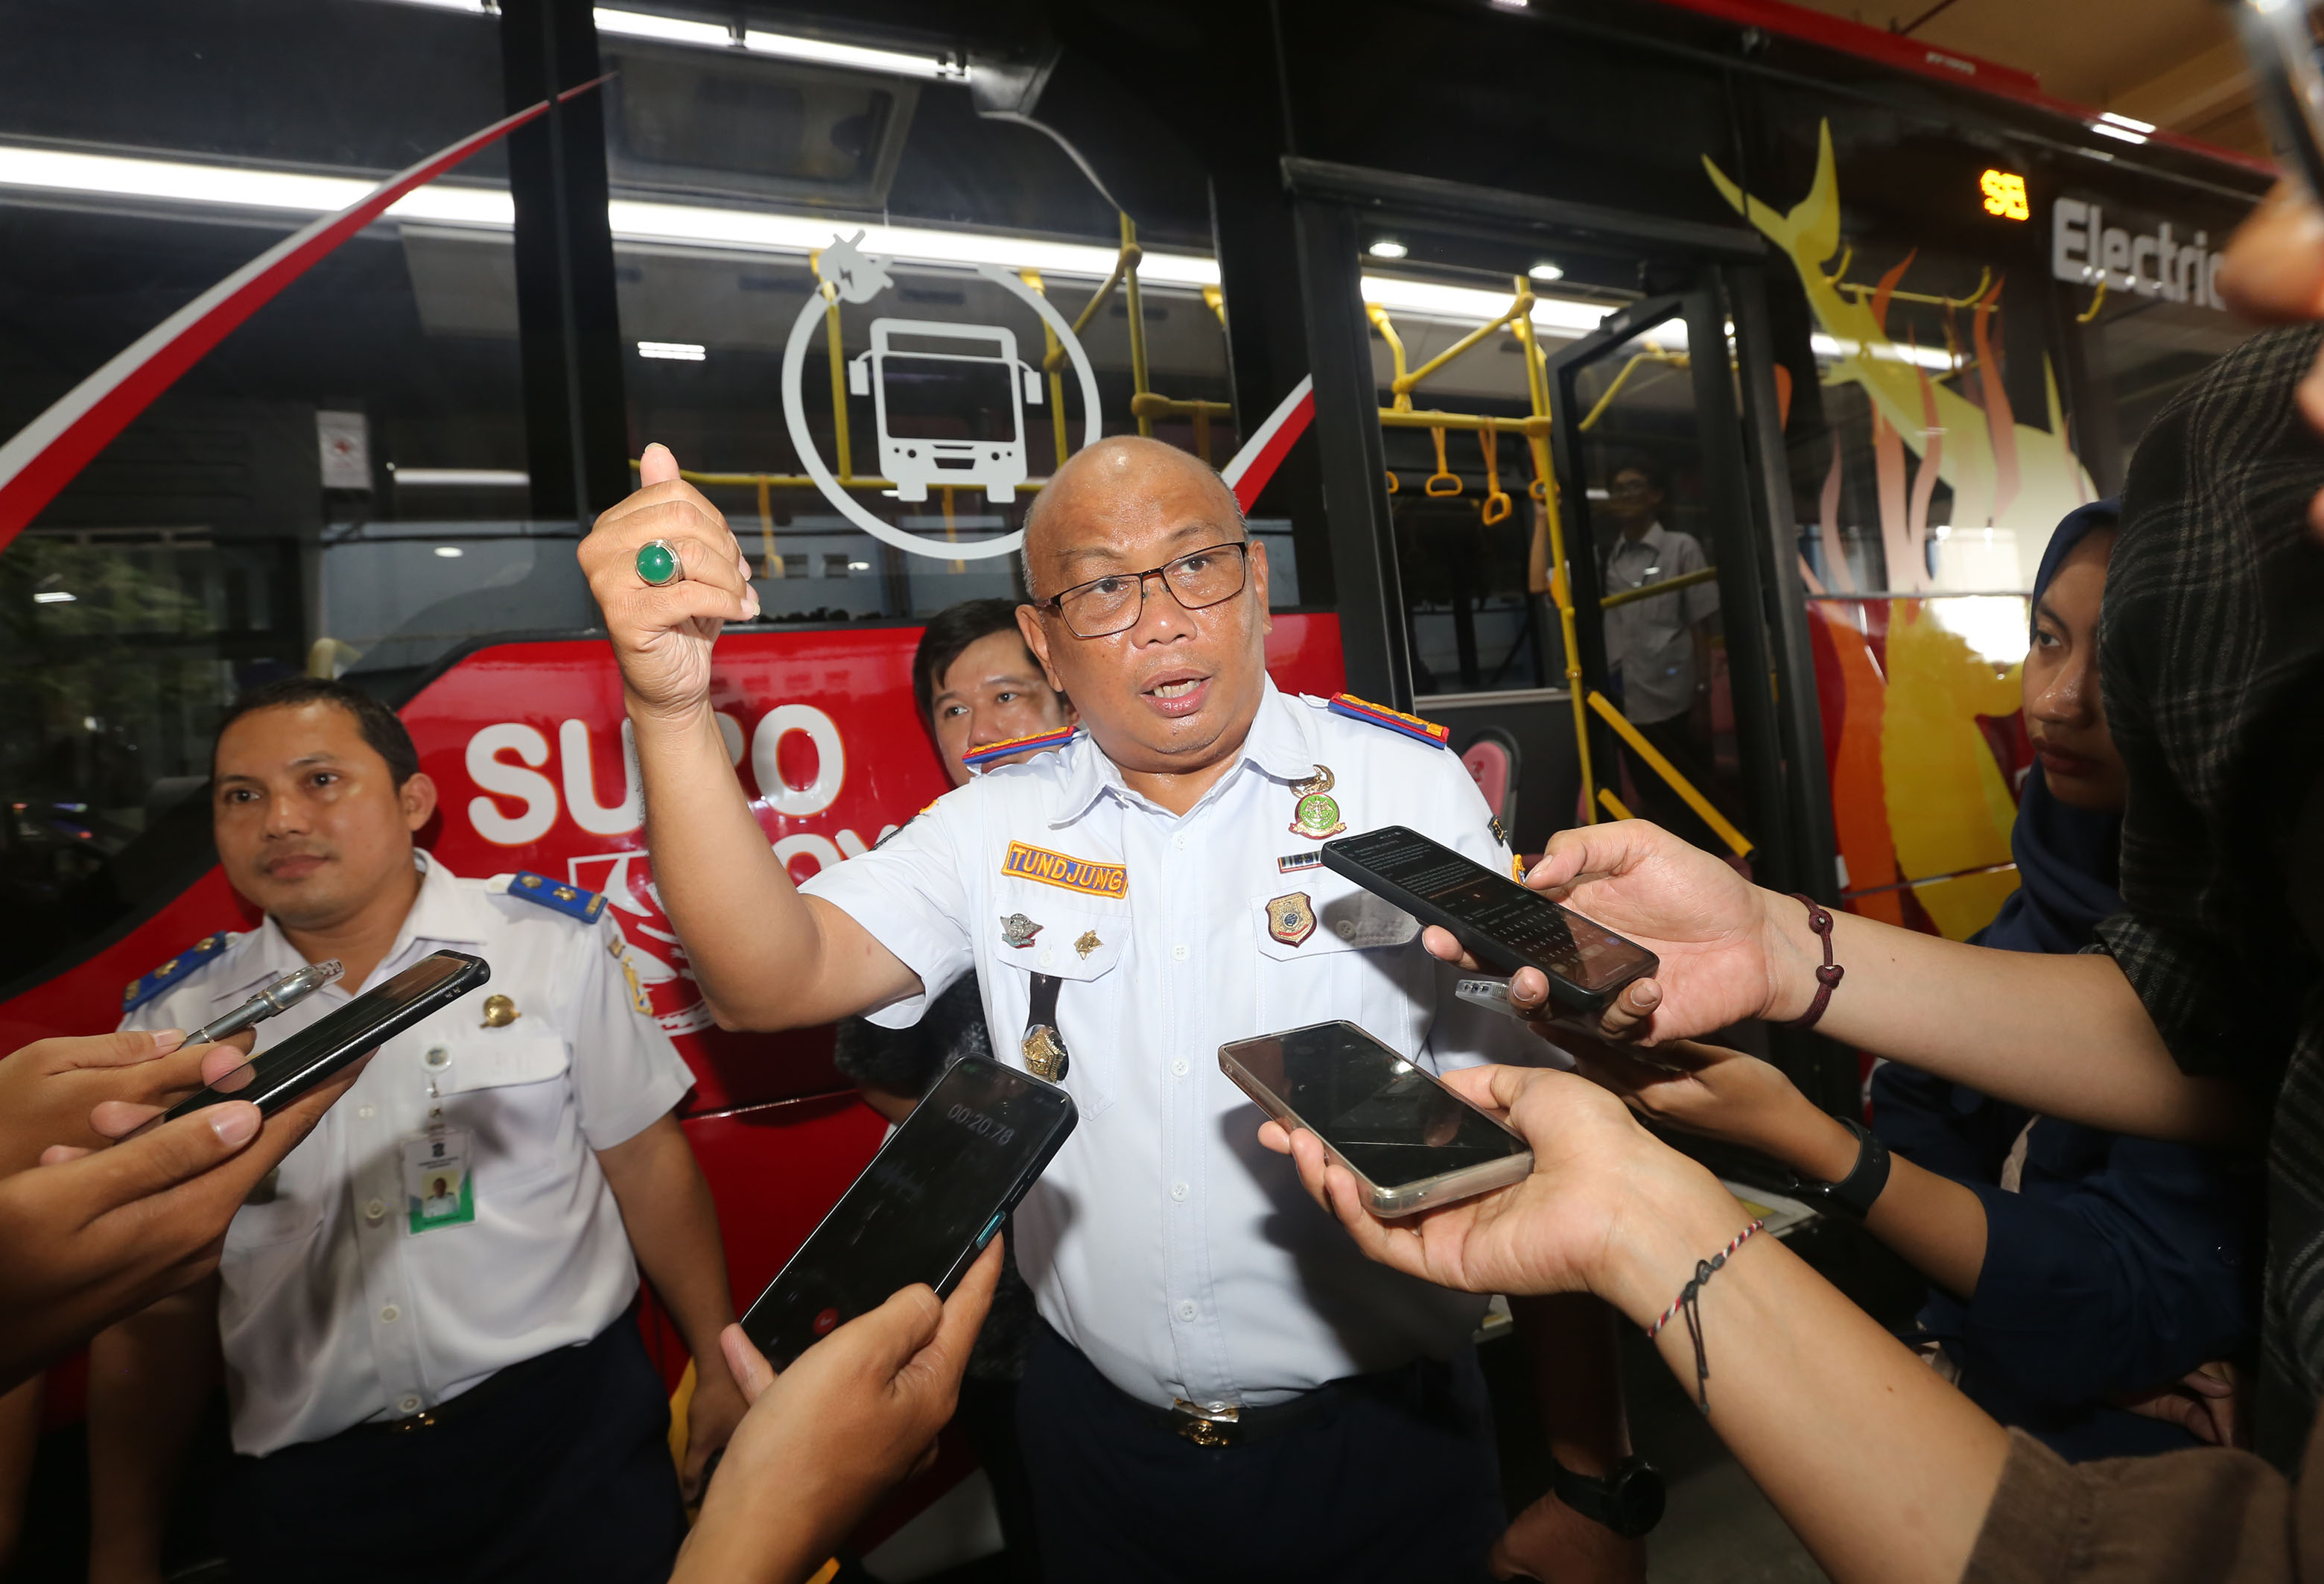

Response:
(801, 680), (1547, 1410)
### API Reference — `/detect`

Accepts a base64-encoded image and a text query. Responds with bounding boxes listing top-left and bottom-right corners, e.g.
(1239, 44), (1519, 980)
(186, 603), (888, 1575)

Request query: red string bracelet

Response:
(1644, 1218), (1766, 1415)
(1782, 893), (1844, 1030)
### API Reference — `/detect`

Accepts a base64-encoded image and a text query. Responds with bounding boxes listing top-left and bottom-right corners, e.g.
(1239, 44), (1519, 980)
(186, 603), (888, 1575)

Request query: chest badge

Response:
(1074, 929), (1102, 960)
(1000, 913), (1044, 949)
(1289, 764), (1346, 840)
(1266, 891), (1318, 948)
(480, 993), (520, 1028)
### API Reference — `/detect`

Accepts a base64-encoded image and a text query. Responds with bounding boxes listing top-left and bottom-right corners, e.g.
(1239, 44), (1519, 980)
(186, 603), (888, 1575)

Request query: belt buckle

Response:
(387, 1409), (439, 1433)
(1169, 1398), (1241, 1448)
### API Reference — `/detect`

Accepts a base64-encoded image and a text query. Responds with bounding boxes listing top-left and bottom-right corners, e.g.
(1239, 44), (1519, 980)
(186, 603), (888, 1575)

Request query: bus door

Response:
(1284, 159), (1844, 1103)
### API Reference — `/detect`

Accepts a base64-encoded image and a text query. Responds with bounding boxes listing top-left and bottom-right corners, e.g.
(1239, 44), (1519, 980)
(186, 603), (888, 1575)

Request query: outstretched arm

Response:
(1434, 820), (2244, 1145)
(1264, 1066), (2011, 1584)
(579, 446), (919, 1030)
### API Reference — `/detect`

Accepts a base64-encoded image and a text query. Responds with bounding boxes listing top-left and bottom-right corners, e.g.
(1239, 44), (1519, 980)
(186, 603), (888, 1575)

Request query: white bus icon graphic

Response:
(848, 318), (1044, 504)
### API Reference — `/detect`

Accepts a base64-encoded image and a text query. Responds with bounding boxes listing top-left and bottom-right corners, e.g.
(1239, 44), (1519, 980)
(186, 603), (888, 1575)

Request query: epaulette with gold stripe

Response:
(1327, 693), (1452, 749)
(961, 726), (1079, 771)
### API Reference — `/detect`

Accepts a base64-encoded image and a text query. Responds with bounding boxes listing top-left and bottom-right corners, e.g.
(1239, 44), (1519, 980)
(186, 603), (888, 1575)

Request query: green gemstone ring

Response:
(634, 539), (681, 588)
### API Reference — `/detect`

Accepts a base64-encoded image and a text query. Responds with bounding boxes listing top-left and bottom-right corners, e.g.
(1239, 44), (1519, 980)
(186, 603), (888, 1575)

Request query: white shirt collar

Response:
(230, 849), (482, 996)
(1046, 677), (1315, 829)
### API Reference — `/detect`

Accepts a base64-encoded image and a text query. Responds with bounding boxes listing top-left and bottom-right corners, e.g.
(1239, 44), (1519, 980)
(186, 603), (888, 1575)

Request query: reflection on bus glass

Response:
(878, 356), (1018, 441)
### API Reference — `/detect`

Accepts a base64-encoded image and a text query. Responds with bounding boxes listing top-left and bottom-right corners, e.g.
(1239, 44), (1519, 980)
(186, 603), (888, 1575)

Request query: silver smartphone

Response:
(1219, 1020), (1533, 1217)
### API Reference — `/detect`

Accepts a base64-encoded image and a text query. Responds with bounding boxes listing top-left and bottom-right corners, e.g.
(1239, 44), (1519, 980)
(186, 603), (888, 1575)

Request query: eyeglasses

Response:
(1032, 541), (1251, 639)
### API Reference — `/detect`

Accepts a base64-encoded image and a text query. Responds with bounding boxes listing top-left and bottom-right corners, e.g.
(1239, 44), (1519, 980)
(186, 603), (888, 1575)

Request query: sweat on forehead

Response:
(1020, 435), (1245, 595)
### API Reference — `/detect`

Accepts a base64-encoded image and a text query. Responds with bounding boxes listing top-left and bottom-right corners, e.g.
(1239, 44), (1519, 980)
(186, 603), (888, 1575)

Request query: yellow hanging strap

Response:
(1478, 427), (1511, 525)
(1424, 425), (1462, 497)
(1385, 469), (1400, 494)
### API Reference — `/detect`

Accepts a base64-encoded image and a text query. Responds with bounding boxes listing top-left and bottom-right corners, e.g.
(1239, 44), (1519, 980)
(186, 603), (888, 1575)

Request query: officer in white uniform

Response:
(585, 437), (1642, 1584)
(89, 679), (735, 1584)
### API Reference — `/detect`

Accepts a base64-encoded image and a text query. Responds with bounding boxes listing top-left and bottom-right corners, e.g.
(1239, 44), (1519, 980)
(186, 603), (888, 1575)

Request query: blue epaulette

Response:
(504, 871), (609, 923)
(962, 726), (1079, 771)
(1324, 692), (1452, 749)
(123, 932), (238, 1016)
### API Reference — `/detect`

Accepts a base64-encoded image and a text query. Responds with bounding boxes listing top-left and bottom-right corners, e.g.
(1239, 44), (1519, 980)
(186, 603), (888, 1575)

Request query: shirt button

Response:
(358, 1105), (375, 1120)
(1171, 1058), (1189, 1077)
(379, 1304), (400, 1323)
(1172, 943), (1189, 961)
(1038, 948), (1055, 968)
(1172, 834), (1187, 851)
(398, 1395), (422, 1415)
(423, 1045), (451, 1069)
(1176, 1300), (1198, 1322)
(364, 1198), (387, 1222)
(1171, 1182), (1189, 1201)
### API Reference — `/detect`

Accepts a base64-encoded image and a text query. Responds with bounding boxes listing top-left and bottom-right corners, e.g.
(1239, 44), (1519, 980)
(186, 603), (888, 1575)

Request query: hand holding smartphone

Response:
(740, 1056), (1076, 1369)
(1220, 1021), (1533, 1216)
(1322, 826), (1658, 1015)
(145, 951), (490, 1130)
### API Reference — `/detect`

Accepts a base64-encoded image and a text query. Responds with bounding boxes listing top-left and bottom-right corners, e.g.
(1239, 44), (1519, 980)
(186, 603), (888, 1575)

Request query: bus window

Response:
(596, 41), (1280, 620)
(0, 1), (535, 981)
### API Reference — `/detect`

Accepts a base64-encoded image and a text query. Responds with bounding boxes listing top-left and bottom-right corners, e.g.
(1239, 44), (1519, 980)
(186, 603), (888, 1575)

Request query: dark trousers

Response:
(218, 1316), (685, 1584)
(1017, 1324), (1502, 1583)
(957, 1375), (1043, 1582)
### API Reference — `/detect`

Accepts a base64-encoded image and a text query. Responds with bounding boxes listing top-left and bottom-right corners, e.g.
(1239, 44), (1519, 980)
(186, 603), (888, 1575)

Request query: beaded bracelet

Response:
(1642, 1218), (1766, 1415)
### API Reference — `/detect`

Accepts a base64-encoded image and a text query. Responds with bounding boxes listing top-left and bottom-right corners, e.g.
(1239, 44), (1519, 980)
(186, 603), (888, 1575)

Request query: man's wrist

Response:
(1757, 889), (1824, 1024)
(624, 693), (720, 743)
(1596, 1162), (1754, 1328)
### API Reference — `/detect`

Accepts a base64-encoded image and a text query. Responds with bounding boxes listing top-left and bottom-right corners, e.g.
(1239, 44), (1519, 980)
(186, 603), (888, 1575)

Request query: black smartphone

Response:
(740, 1055), (1078, 1368)
(2232, 0), (2324, 203)
(153, 951), (491, 1125)
(1322, 826), (1657, 1014)
(1220, 1021), (1532, 1217)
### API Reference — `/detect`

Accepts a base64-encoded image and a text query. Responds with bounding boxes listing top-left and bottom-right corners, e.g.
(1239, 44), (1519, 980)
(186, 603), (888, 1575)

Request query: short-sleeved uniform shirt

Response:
(122, 852), (693, 1455)
(1601, 522), (1718, 725)
(801, 680), (1547, 1411)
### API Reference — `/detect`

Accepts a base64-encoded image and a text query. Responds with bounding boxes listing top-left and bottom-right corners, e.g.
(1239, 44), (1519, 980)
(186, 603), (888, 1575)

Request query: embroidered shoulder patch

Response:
(962, 726), (1079, 771)
(1327, 693), (1451, 748)
(1002, 840), (1128, 899)
(502, 870), (609, 923)
(123, 932), (237, 1014)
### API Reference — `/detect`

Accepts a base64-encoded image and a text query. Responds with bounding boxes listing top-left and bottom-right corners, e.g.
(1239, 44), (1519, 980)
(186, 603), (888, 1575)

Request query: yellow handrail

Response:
(1397, 291), (1534, 396)
(1366, 302), (1413, 411)
(1021, 268), (1073, 469)
(1600, 564), (1718, 610)
(1585, 690), (1753, 858)
(807, 250), (855, 483)
(1507, 273), (1595, 821)
(1596, 788), (1635, 822)
(1120, 213), (1153, 438)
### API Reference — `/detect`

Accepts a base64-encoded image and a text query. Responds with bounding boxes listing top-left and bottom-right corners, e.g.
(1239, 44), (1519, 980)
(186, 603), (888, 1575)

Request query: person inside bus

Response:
(1554, 498), (2260, 1460)
(83, 677), (745, 1584)
(1588, 454), (1732, 848)
(0, 1026), (359, 1567)
(583, 438), (1648, 1584)
(831, 595), (1078, 1583)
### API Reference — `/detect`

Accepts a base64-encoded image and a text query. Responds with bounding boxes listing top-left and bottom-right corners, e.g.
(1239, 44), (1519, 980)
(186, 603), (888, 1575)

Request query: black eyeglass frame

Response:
(1029, 540), (1254, 639)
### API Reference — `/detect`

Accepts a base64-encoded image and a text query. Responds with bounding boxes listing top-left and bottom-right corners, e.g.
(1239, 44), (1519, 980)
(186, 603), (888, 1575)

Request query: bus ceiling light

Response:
(2092, 112), (2152, 145)
(388, 467), (530, 487)
(0, 144), (1222, 287)
(638, 340), (708, 360)
(32, 589), (74, 603)
(591, 7), (733, 48)
(1368, 240), (1409, 259)
(740, 26), (965, 80)
(1528, 262), (1564, 281)
(434, 545), (466, 558)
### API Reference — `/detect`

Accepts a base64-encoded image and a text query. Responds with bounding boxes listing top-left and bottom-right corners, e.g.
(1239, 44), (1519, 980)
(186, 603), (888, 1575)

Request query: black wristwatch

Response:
(1546, 1453), (1665, 1539)
(1788, 1117), (1892, 1221)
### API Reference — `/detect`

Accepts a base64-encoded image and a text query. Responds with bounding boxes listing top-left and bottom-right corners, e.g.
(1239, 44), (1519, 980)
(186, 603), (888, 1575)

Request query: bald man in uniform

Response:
(580, 438), (1645, 1583)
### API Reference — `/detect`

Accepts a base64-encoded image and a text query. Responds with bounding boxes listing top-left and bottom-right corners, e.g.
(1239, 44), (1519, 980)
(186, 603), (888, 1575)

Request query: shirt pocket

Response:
(986, 890), (1128, 1120)
(1250, 879), (1431, 1055)
(431, 1030), (576, 1191)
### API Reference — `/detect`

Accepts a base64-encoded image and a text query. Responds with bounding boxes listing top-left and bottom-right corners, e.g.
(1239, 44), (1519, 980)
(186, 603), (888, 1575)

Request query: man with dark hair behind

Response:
(83, 677), (745, 1584)
(834, 598), (1076, 1580)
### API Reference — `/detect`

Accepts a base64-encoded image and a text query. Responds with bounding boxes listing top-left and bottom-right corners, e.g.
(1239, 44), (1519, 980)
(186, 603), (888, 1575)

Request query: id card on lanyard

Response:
(404, 1051), (474, 1233)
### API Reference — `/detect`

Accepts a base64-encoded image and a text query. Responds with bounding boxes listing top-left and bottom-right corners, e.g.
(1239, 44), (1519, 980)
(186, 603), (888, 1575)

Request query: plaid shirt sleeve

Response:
(2095, 322), (2324, 1083)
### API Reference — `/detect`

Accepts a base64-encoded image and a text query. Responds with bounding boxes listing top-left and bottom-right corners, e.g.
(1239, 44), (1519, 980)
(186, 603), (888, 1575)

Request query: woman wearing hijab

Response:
(1561, 499), (2258, 1459)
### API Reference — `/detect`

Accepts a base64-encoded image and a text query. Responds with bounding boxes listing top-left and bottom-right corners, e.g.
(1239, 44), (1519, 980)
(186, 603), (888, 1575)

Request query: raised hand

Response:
(577, 443), (760, 720)
(1423, 820), (1814, 1045)
(0, 1028), (255, 1174)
